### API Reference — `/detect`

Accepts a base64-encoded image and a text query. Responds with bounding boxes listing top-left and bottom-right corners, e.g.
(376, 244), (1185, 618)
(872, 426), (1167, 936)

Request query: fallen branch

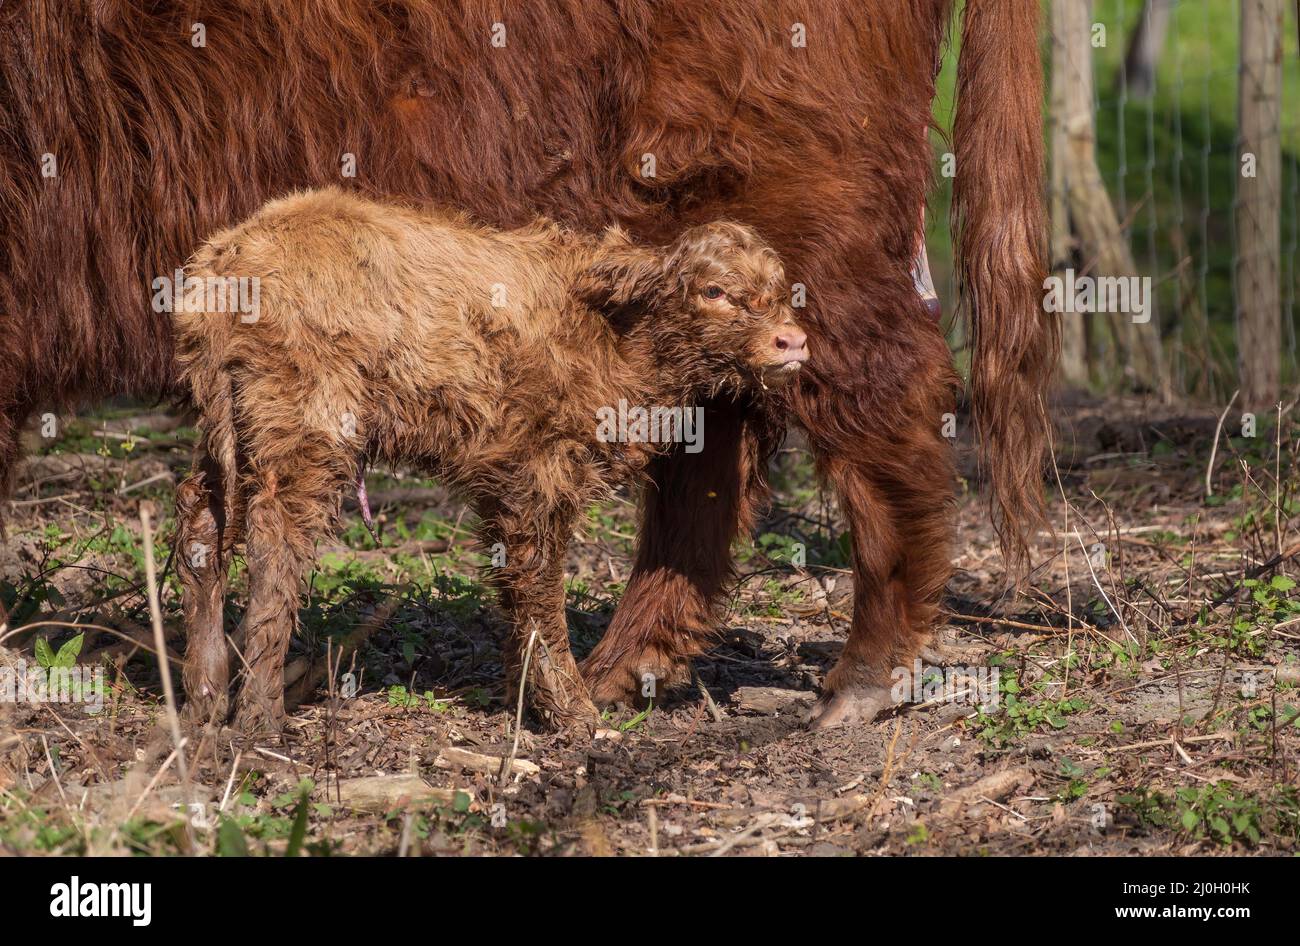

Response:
(938, 767), (1035, 819)
(436, 746), (539, 778)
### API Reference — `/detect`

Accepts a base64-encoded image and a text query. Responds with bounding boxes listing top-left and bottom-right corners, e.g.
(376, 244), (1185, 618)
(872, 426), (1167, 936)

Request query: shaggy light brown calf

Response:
(173, 188), (807, 734)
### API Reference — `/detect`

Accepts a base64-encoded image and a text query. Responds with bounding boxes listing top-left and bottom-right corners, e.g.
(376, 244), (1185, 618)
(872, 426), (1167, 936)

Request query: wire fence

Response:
(932, 0), (1299, 404)
(1097, 0), (1298, 399)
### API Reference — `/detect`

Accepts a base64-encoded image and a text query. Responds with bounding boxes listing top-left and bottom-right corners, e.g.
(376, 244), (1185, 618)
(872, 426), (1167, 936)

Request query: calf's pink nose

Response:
(774, 326), (807, 355)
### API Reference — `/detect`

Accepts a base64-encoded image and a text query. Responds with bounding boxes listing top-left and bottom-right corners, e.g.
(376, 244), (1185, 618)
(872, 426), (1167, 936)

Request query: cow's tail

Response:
(952, 0), (1058, 573)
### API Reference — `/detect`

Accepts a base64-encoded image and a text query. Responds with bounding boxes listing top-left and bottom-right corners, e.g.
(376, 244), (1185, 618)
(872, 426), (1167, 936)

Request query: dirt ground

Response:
(1, 393), (1297, 856)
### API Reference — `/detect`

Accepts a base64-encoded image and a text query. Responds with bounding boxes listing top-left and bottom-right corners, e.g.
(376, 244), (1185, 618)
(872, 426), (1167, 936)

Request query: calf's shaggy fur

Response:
(173, 188), (807, 732)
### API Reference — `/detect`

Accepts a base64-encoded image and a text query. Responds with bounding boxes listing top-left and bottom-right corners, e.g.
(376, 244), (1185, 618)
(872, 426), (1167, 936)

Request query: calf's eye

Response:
(703, 285), (725, 300)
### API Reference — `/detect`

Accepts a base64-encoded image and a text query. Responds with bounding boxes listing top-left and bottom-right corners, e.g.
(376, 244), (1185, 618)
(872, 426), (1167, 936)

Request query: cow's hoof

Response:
(805, 685), (894, 730)
(583, 650), (687, 710)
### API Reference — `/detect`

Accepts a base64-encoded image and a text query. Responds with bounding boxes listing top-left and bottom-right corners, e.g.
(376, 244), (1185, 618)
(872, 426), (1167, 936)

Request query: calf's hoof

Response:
(519, 651), (602, 734)
(181, 689), (229, 729)
(805, 684), (895, 731)
(522, 680), (601, 735)
(535, 698), (602, 737)
(231, 696), (287, 740)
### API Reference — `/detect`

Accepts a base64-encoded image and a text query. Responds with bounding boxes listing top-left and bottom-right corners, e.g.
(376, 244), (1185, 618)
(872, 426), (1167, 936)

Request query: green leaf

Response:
(34, 637), (55, 669)
(1180, 810), (1200, 831)
(1270, 575), (1296, 592)
(284, 793), (311, 857)
(216, 817), (251, 857)
(452, 791), (472, 814)
(54, 633), (84, 668)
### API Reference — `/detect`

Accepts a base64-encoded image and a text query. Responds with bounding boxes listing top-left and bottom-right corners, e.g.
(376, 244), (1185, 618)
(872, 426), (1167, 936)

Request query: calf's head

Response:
(578, 221), (808, 394)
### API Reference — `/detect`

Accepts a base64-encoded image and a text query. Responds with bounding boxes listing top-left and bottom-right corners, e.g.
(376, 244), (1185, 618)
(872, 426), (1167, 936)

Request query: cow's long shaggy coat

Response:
(0, 0), (1054, 727)
(174, 187), (805, 730)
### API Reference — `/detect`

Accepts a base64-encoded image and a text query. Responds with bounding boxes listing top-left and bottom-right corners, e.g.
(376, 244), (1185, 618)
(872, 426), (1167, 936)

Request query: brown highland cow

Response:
(173, 188), (807, 731)
(0, 1), (1054, 729)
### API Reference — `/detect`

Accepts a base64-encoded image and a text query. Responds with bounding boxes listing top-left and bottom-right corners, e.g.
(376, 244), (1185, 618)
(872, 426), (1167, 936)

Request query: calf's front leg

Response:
(486, 509), (599, 732)
(233, 462), (340, 735)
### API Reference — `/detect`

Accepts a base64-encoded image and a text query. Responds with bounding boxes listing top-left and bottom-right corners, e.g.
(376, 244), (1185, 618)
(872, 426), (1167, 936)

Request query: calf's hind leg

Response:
(177, 453), (235, 724)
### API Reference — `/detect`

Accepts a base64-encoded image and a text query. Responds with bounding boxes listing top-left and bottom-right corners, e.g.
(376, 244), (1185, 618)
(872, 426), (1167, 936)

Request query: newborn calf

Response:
(173, 187), (807, 734)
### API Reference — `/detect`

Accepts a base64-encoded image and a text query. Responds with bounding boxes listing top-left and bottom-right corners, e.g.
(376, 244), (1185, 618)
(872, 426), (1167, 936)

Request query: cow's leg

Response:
(0, 402), (28, 544)
(582, 398), (772, 706)
(800, 345), (957, 729)
(0, 403), (27, 501)
(177, 453), (234, 725)
(805, 449), (954, 727)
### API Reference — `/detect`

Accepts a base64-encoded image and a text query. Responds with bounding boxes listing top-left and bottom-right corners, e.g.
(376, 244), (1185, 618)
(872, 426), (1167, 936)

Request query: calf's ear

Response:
(573, 236), (665, 311)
